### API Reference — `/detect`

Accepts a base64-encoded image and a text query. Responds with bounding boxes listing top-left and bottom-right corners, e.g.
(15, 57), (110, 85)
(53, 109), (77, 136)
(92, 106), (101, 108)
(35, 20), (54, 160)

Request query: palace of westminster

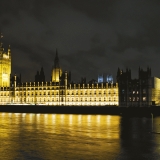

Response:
(0, 35), (160, 107)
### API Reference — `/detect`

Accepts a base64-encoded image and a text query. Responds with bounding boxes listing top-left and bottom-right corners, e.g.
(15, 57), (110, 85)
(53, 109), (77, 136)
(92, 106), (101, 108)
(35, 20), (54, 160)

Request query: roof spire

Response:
(54, 49), (60, 68)
(56, 48), (58, 56)
(0, 33), (4, 52)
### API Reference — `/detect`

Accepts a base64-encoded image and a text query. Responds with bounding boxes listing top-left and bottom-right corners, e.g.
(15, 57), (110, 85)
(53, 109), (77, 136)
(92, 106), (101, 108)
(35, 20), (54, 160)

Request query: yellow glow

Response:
(69, 114), (73, 125)
(52, 68), (62, 82)
(3, 54), (9, 59)
(0, 51), (11, 87)
(152, 77), (160, 105)
(4, 113), (120, 140)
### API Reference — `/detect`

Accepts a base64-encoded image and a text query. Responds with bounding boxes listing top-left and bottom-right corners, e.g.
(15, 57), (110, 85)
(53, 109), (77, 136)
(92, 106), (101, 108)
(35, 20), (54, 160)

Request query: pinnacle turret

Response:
(54, 49), (60, 68)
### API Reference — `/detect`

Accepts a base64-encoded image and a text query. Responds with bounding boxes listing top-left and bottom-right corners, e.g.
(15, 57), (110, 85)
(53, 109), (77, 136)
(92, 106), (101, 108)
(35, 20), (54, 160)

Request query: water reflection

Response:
(0, 113), (160, 159)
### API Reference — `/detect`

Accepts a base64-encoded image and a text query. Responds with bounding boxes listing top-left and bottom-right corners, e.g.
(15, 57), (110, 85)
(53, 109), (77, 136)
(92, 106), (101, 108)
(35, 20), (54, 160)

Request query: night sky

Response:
(0, 0), (160, 82)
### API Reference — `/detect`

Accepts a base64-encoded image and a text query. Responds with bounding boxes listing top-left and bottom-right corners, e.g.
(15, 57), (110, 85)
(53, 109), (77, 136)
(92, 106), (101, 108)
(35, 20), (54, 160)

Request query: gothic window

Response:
(3, 68), (6, 74)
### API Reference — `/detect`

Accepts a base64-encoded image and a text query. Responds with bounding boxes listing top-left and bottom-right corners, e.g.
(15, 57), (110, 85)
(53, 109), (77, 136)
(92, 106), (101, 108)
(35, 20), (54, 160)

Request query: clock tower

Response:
(0, 33), (11, 87)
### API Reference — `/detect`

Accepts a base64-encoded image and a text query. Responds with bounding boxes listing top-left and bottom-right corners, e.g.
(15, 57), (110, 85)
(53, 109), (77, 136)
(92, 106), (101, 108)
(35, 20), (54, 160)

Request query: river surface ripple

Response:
(0, 113), (160, 160)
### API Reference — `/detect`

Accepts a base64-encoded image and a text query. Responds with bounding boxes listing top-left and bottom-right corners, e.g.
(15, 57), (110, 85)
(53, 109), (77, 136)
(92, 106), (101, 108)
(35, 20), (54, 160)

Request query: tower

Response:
(0, 33), (11, 87)
(98, 74), (104, 83)
(51, 50), (62, 82)
(35, 67), (45, 83)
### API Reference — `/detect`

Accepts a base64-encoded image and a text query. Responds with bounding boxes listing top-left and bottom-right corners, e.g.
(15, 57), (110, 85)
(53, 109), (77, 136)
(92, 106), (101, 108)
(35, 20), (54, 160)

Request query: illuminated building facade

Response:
(3, 35), (160, 107)
(151, 77), (160, 105)
(0, 37), (119, 105)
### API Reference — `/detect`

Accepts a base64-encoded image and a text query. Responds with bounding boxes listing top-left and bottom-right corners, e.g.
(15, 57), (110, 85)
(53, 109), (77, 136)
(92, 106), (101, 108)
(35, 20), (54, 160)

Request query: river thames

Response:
(0, 113), (160, 160)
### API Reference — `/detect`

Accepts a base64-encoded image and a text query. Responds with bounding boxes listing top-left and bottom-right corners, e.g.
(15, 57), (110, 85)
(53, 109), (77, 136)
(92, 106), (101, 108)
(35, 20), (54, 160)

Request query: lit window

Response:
(143, 97), (146, 101)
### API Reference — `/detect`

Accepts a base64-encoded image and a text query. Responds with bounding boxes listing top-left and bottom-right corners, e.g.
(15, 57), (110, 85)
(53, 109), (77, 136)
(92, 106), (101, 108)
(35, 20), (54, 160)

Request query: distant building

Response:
(98, 75), (104, 83)
(0, 36), (118, 106)
(117, 67), (152, 107)
(106, 75), (113, 83)
(98, 74), (113, 83)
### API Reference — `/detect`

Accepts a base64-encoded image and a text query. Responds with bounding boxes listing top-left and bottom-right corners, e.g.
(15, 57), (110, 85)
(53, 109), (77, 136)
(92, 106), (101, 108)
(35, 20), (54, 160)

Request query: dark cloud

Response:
(0, 0), (160, 82)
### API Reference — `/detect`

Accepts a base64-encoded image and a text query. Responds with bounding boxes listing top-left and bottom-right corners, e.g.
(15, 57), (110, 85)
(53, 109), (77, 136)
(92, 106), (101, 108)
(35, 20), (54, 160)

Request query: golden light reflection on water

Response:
(0, 113), (122, 159)
(0, 113), (121, 139)
(0, 113), (160, 160)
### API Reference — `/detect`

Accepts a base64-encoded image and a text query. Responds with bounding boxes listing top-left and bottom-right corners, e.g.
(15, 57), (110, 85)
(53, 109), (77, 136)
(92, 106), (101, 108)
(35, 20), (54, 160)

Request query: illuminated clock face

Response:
(2, 74), (8, 81)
